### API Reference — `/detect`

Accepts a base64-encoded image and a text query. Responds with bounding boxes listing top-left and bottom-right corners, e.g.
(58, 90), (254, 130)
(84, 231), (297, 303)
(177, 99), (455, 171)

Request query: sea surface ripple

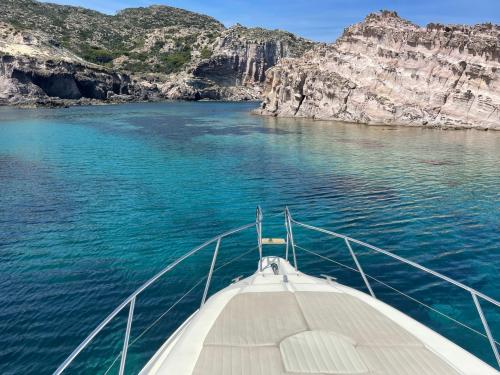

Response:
(0, 102), (498, 374)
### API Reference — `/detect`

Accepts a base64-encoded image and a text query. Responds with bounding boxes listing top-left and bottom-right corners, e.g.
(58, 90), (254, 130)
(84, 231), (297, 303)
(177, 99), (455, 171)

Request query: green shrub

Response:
(78, 29), (93, 39)
(151, 40), (164, 54)
(80, 45), (114, 64)
(123, 61), (151, 72)
(160, 48), (191, 74)
(60, 36), (72, 49)
(7, 18), (25, 30)
(129, 52), (149, 61)
(174, 34), (197, 49)
(200, 47), (212, 59)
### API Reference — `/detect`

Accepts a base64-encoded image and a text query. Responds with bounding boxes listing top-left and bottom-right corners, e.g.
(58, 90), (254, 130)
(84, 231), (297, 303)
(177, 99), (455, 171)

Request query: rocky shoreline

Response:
(0, 1), (315, 107)
(1, 2), (499, 130)
(252, 110), (498, 131)
(257, 11), (500, 130)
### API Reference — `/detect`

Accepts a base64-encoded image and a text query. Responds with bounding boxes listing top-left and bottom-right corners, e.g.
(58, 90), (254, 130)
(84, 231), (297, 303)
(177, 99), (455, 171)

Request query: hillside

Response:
(0, 0), (224, 74)
(0, 0), (316, 105)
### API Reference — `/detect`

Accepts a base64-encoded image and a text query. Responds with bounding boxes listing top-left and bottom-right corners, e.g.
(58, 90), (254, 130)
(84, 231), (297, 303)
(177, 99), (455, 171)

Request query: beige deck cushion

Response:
(192, 346), (287, 375)
(295, 292), (421, 346)
(194, 291), (461, 375)
(280, 331), (369, 374)
(204, 292), (308, 346)
(357, 346), (460, 375)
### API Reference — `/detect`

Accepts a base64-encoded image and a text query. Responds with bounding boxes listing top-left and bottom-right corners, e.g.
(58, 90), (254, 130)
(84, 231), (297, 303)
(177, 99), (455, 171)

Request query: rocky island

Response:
(0, 2), (499, 130)
(257, 11), (500, 130)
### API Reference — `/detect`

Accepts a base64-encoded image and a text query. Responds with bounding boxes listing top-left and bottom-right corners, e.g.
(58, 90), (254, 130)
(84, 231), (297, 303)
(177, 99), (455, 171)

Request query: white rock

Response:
(258, 11), (500, 130)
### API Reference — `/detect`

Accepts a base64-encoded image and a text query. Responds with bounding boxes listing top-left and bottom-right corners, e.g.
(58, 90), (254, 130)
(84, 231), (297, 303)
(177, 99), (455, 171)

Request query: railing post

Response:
(256, 206), (263, 271)
(200, 237), (221, 308)
(52, 220), (261, 375)
(344, 238), (375, 298)
(471, 292), (500, 368)
(119, 297), (135, 375)
(284, 213), (289, 261)
(285, 207), (298, 271)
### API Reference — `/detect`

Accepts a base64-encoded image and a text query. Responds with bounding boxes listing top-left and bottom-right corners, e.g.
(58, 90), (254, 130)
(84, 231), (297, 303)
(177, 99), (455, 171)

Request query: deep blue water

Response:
(0, 102), (498, 374)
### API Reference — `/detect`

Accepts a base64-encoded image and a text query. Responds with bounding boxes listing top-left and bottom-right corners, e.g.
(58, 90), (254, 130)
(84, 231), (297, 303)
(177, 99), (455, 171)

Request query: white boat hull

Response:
(140, 257), (498, 375)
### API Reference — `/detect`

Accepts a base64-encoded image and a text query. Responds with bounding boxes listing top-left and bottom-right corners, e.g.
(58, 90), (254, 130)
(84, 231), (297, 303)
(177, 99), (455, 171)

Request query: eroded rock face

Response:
(158, 73), (260, 101)
(258, 11), (500, 129)
(0, 14), (315, 104)
(190, 25), (316, 99)
(0, 24), (137, 106)
(0, 54), (133, 105)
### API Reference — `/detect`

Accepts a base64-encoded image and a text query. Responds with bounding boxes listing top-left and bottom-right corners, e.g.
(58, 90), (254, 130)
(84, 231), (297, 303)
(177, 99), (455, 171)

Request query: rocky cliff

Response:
(191, 25), (315, 96)
(155, 25), (315, 101)
(258, 11), (500, 130)
(0, 0), (314, 105)
(0, 22), (139, 106)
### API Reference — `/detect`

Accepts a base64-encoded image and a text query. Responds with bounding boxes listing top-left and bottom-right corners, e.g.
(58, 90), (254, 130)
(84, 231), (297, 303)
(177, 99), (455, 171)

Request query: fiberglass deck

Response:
(191, 291), (458, 375)
(141, 258), (495, 375)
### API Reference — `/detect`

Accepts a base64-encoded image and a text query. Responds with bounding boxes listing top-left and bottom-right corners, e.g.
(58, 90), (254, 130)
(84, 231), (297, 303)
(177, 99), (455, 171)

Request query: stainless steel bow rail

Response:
(53, 207), (264, 375)
(284, 207), (500, 369)
(54, 206), (500, 374)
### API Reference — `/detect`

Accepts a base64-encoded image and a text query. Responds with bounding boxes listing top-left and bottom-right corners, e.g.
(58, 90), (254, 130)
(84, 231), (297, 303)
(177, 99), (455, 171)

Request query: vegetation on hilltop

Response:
(0, 0), (316, 79)
(225, 24), (317, 57)
(0, 0), (224, 73)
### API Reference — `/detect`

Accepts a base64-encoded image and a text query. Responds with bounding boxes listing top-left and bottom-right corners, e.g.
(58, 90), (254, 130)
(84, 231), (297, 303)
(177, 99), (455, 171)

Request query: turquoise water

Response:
(0, 102), (498, 374)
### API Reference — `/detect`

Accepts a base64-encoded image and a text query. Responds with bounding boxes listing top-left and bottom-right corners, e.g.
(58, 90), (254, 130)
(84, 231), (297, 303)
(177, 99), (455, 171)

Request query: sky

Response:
(41, 0), (499, 42)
